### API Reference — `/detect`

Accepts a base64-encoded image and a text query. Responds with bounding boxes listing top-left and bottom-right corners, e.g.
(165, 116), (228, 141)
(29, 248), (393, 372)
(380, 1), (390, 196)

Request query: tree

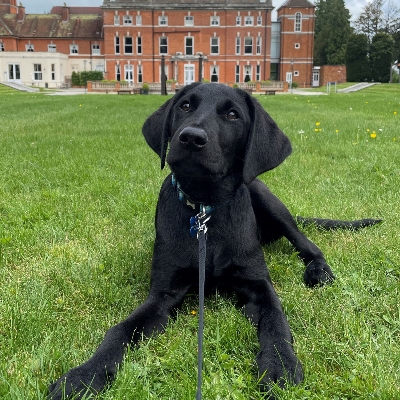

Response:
(345, 34), (371, 81)
(314, 0), (352, 65)
(369, 32), (395, 82)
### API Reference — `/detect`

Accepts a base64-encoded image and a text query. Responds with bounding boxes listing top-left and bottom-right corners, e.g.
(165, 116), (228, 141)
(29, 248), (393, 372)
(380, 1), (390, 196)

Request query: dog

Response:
(48, 83), (380, 399)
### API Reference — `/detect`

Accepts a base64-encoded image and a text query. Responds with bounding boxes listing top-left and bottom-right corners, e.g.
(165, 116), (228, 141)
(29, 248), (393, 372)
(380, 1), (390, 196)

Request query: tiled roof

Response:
(0, 13), (103, 38)
(50, 6), (102, 15)
(277, 0), (314, 9)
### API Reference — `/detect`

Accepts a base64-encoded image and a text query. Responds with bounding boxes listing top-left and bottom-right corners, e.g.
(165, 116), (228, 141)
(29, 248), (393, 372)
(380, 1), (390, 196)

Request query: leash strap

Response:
(196, 228), (206, 400)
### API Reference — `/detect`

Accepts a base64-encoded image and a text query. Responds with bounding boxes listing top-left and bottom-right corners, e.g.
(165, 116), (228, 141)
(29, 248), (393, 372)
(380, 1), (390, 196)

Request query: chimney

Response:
(62, 4), (70, 22)
(17, 2), (25, 21)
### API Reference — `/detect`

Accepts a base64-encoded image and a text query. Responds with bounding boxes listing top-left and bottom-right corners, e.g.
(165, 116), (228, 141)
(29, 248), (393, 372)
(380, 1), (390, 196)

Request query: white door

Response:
(8, 64), (21, 83)
(125, 65), (133, 83)
(184, 65), (195, 85)
(286, 72), (292, 84)
(312, 70), (320, 87)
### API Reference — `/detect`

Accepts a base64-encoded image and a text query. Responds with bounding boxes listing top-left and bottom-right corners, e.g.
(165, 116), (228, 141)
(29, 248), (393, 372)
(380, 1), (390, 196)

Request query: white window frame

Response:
(257, 15), (262, 26)
(185, 36), (194, 55)
(256, 64), (261, 81)
(51, 63), (56, 80)
(124, 36), (133, 54)
(244, 16), (254, 26)
(236, 16), (241, 26)
(184, 64), (195, 85)
(185, 15), (194, 26)
(210, 37), (219, 55)
(235, 36), (241, 55)
(160, 36), (168, 55)
(26, 44), (34, 52)
(256, 36), (262, 55)
(244, 65), (252, 82)
(136, 15), (142, 25)
(115, 36), (120, 54)
(114, 14), (120, 25)
(92, 43), (100, 55)
(116, 64), (121, 81)
(137, 36), (142, 54)
(33, 64), (42, 80)
(295, 43), (300, 49)
(0, 42), (4, 51)
(48, 44), (56, 53)
(244, 37), (253, 55)
(125, 64), (133, 83)
(123, 15), (133, 26)
(295, 12), (302, 32)
(210, 16), (220, 26)
(210, 65), (219, 82)
(70, 44), (78, 54)
(294, 71), (299, 77)
(159, 65), (168, 82)
(159, 16), (168, 26)
(137, 64), (143, 83)
(235, 64), (240, 83)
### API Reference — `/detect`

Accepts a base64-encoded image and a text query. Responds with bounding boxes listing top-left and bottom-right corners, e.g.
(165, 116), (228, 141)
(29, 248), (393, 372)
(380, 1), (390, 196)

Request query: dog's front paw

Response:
(47, 363), (106, 400)
(304, 260), (335, 287)
(256, 347), (303, 396)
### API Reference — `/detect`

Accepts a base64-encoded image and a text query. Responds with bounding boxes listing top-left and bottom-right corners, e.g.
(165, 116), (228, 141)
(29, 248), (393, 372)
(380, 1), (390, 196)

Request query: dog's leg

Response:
(47, 285), (188, 400)
(234, 276), (303, 394)
(248, 179), (334, 286)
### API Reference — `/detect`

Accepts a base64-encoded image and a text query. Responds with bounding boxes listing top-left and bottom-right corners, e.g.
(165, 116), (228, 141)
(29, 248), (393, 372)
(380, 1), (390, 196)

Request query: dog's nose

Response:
(179, 127), (208, 148)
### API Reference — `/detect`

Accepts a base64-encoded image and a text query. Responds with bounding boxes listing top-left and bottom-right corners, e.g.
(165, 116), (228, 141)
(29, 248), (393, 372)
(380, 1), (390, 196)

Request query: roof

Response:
(0, 12), (103, 39)
(277, 0), (315, 10)
(50, 6), (102, 15)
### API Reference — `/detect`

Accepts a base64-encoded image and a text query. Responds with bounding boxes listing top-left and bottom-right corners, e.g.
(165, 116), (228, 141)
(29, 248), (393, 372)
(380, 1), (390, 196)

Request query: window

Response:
(33, 64), (42, 80)
(210, 37), (219, 54)
(160, 65), (168, 82)
(138, 64), (143, 83)
(295, 12), (302, 32)
(244, 37), (253, 54)
(235, 36), (241, 55)
(295, 43), (300, 49)
(185, 37), (193, 55)
(257, 16), (262, 26)
(235, 65), (240, 83)
(123, 15), (133, 25)
(185, 15), (194, 26)
(125, 65), (133, 82)
(48, 44), (56, 52)
(116, 64), (121, 81)
(51, 64), (55, 80)
(159, 16), (168, 26)
(160, 36), (168, 54)
(115, 36), (120, 54)
(136, 15), (142, 25)
(244, 16), (254, 26)
(26, 44), (34, 52)
(256, 64), (261, 81)
(256, 36), (261, 55)
(236, 16), (241, 26)
(0, 42), (4, 51)
(210, 65), (219, 82)
(114, 14), (120, 25)
(137, 36), (142, 54)
(70, 44), (78, 54)
(244, 65), (252, 82)
(92, 44), (100, 55)
(294, 71), (299, 76)
(124, 36), (133, 54)
(210, 16), (219, 26)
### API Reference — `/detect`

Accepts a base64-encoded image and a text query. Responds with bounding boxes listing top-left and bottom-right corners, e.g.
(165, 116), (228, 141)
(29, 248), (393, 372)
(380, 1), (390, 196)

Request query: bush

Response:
(71, 71), (103, 86)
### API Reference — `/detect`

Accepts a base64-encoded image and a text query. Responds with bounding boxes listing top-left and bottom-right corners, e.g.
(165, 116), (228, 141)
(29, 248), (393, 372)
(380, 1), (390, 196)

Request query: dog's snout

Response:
(179, 127), (208, 148)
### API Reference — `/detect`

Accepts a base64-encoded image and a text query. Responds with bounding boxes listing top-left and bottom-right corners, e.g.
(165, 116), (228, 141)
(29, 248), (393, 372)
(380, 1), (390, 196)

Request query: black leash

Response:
(191, 207), (210, 400)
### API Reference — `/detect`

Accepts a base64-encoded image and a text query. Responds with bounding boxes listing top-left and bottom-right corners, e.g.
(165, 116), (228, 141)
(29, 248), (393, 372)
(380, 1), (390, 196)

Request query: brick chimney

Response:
(17, 3), (25, 22)
(62, 4), (70, 22)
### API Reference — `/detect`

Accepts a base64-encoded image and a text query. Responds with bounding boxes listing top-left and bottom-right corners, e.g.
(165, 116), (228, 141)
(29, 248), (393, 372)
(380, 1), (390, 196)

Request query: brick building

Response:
(0, 0), (317, 88)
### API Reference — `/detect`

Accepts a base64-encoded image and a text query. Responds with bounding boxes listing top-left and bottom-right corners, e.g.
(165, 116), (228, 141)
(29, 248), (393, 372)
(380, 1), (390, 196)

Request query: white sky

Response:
(21, 0), (367, 21)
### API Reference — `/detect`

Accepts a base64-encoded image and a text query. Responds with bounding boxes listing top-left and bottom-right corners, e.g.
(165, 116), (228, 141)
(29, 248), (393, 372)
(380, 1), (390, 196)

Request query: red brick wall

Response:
(319, 65), (346, 85)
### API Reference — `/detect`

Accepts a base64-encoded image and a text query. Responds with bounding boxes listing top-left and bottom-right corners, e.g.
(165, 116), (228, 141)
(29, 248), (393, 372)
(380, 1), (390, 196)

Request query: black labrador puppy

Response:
(49, 83), (380, 398)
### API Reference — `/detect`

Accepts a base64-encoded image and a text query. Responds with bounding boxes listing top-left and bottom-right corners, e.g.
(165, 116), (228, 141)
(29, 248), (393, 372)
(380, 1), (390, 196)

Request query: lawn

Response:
(0, 86), (399, 399)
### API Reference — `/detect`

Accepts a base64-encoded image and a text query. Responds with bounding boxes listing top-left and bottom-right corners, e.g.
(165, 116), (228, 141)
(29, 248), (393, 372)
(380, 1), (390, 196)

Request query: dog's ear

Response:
(242, 94), (292, 184)
(142, 82), (202, 169)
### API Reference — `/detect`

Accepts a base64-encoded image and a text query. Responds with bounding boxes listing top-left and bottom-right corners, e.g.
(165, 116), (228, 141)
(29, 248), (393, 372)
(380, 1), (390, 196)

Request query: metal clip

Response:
(189, 205), (211, 238)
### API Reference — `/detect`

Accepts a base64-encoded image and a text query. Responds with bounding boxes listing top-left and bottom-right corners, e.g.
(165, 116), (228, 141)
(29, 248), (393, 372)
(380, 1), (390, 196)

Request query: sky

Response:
(21, 0), (367, 20)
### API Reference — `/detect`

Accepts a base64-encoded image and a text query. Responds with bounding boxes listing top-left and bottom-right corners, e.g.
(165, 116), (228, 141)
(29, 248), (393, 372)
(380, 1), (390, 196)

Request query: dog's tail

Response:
(296, 216), (383, 230)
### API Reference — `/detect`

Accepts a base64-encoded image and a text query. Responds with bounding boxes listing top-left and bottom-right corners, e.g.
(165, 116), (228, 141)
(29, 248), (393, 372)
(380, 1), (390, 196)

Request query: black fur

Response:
(48, 83), (381, 399)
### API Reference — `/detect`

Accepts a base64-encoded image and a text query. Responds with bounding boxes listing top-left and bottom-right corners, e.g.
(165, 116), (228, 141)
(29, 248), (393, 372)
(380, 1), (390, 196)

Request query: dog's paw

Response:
(47, 364), (105, 400)
(304, 260), (335, 287)
(256, 347), (303, 396)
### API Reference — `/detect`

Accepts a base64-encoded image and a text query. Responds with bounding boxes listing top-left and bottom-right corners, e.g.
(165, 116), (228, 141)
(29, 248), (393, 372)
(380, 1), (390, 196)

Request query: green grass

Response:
(0, 87), (399, 399)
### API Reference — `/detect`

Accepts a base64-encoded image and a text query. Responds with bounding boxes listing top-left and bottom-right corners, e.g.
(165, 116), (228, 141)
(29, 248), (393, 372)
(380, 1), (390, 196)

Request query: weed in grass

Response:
(0, 87), (399, 399)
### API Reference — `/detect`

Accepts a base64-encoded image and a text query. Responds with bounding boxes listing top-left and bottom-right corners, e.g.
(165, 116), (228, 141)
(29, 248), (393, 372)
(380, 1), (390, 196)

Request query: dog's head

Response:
(143, 83), (291, 185)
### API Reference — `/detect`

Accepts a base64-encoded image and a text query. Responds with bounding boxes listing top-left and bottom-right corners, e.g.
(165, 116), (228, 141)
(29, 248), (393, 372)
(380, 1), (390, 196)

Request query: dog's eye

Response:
(180, 101), (191, 112)
(227, 109), (239, 120)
